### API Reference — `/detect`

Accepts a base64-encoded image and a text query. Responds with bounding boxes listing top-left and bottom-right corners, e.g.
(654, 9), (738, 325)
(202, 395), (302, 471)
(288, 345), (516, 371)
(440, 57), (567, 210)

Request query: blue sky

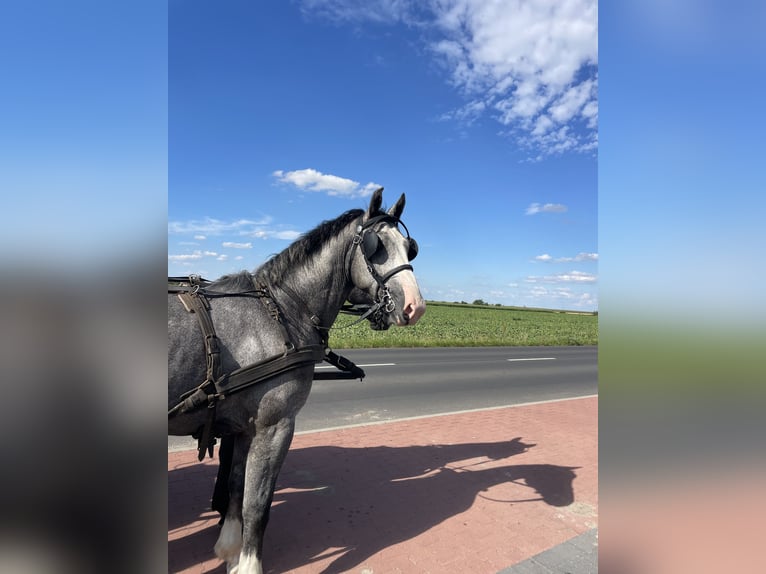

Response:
(169, 0), (598, 310)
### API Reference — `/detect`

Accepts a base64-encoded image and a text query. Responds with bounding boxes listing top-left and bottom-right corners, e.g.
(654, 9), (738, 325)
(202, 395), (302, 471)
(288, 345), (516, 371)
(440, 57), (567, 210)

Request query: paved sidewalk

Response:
(169, 396), (598, 573)
(499, 528), (598, 574)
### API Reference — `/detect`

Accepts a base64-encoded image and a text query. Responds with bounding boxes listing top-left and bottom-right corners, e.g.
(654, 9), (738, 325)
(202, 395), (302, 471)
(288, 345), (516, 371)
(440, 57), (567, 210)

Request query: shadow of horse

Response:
(168, 438), (579, 574)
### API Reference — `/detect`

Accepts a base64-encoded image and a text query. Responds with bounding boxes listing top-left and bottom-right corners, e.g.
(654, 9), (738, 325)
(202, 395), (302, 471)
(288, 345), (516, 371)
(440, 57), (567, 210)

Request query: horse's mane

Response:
(209, 269), (257, 292)
(257, 208), (366, 284)
(213, 206), (395, 289)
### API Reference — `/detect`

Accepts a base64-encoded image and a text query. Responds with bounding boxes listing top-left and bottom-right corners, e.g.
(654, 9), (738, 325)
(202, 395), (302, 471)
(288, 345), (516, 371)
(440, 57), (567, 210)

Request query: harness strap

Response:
(176, 291), (221, 408)
(174, 290), (224, 459)
(169, 277), (329, 460)
(215, 345), (326, 399)
(379, 263), (414, 284)
(321, 350), (366, 380)
(263, 285), (312, 351)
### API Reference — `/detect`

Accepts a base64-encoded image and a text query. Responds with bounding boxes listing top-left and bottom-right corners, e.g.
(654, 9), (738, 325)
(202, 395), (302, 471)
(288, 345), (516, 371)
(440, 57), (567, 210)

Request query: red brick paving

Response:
(169, 396), (597, 574)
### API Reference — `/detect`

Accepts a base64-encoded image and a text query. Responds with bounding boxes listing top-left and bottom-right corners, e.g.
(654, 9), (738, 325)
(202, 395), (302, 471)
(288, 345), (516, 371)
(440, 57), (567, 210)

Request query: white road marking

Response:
(507, 357), (557, 362)
(315, 363), (396, 370)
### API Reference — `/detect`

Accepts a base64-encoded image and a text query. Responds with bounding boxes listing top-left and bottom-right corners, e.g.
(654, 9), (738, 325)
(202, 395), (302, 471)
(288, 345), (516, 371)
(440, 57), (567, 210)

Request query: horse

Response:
(168, 188), (425, 574)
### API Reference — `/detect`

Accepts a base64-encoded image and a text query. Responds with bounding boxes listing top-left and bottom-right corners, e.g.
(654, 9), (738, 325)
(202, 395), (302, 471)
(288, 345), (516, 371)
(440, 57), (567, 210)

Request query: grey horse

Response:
(168, 189), (425, 573)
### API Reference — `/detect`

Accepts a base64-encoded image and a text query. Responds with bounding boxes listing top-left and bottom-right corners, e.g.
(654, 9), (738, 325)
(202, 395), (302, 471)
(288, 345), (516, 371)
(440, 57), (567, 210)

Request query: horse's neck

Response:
(274, 236), (352, 329)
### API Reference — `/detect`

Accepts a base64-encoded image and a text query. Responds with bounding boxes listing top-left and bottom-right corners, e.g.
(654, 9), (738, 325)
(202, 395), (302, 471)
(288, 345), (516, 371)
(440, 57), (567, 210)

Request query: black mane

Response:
(257, 208), (365, 283)
(210, 269), (257, 292)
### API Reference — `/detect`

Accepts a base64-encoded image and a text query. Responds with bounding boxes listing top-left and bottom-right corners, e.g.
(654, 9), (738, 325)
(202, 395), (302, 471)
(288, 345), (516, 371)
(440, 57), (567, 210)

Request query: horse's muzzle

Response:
(397, 298), (425, 326)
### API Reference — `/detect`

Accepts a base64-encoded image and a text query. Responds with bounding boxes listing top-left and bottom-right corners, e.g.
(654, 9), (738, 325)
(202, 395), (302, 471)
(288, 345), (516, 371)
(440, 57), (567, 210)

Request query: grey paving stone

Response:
(498, 529), (598, 574)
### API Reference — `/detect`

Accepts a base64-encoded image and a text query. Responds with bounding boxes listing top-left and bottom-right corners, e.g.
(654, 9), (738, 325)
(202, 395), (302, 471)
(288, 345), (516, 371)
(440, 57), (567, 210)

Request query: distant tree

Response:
(472, 299), (487, 306)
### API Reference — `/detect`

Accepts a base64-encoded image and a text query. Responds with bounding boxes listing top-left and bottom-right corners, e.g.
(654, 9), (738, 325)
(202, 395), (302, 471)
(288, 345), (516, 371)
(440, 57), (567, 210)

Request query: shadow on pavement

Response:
(168, 437), (579, 574)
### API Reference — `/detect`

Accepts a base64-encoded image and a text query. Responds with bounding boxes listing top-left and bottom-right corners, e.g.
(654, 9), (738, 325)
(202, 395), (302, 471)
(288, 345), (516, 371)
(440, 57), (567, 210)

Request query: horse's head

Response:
(349, 188), (426, 330)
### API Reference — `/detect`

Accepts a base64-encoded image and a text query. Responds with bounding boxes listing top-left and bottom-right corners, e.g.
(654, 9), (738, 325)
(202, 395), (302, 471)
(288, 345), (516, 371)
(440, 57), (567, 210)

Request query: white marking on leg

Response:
(237, 551), (263, 574)
(214, 517), (243, 563)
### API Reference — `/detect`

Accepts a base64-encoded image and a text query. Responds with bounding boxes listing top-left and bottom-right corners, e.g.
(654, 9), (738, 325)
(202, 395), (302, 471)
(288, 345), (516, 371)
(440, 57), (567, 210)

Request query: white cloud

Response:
(222, 242), (252, 249)
(168, 250), (219, 262)
(572, 252), (598, 262)
(548, 78), (598, 124)
(168, 252), (203, 262)
(248, 229), (302, 241)
(520, 284), (597, 309)
(273, 168), (381, 198)
(526, 270), (597, 284)
(273, 230), (302, 240)
(553, 271), (597, 283)
(169, 216), (301, 244)
(439, 99), (487, 126)
(301, 0), (598, 158)
(300, 0), (418, 23)
(525, 202), (568, 215)
(436, 0), (598, 157)
(535, 252), (598, 263)
(168, 217), (271, 235)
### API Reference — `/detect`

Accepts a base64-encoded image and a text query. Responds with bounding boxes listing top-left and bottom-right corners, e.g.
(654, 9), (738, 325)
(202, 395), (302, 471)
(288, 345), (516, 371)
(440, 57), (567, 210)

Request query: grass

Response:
(326, 301), (598, 349)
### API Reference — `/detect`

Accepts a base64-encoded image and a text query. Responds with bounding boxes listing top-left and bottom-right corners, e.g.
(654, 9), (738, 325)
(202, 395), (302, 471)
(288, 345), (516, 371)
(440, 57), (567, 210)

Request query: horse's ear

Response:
(388, 193), (406, 219)
(366, 187), (384, 217)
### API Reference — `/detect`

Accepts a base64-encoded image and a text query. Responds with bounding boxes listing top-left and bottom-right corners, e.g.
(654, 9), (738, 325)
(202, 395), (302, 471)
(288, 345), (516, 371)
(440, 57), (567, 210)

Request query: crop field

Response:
(326, 301), (598, 349)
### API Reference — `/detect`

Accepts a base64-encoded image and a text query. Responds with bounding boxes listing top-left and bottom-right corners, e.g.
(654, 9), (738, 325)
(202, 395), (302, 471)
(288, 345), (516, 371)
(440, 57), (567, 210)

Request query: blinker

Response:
(407, 237), (418, 261)
(362, 230), (381, 259)
(361, 230), (418, 261)
(357, 215), (418, 262)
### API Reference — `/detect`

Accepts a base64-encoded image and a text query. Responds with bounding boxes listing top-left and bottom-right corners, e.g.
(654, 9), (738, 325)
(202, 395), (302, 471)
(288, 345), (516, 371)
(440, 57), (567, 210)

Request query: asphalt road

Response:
(168, 346), (597, 451)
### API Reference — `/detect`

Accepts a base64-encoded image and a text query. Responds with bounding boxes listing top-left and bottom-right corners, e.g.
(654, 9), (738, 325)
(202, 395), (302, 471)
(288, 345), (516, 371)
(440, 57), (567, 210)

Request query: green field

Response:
(326, 301), (598, 348)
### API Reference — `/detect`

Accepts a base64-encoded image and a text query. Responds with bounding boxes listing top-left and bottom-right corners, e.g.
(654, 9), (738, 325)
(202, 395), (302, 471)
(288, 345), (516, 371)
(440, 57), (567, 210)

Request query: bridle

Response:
(347, 213), (419, 326)
(258, 212), (419, 335)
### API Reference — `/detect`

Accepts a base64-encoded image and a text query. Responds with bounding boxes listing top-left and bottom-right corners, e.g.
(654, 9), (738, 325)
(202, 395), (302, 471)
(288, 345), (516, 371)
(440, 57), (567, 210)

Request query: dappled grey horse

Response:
(168, 189), (425, 574)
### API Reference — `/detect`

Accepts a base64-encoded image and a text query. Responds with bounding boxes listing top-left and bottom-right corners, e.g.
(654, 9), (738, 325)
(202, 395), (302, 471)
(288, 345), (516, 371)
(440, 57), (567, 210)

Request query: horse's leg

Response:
(236, 417), (296, 574)
(212, 434), (235, 524)
(214, 433), (251, 571)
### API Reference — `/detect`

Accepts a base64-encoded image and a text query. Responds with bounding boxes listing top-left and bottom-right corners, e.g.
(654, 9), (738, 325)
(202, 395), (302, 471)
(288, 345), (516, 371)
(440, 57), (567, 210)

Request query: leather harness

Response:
(168, 275), (365, 460)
